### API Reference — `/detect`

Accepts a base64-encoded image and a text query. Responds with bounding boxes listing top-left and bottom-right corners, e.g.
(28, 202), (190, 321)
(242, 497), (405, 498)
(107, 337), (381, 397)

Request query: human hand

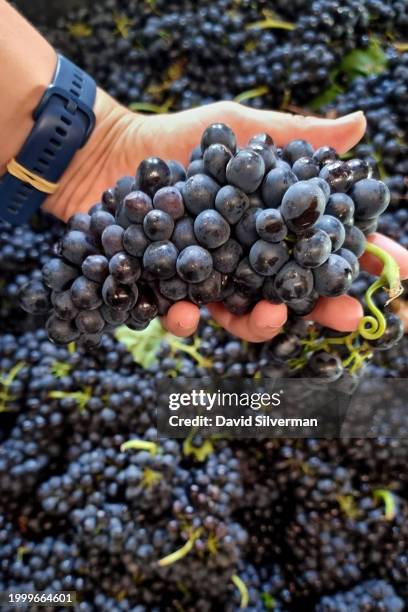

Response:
(45, 89), (408, 341)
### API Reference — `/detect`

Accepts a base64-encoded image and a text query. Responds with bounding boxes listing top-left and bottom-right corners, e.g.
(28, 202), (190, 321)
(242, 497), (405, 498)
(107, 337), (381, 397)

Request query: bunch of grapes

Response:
(20, 122), (398, 350)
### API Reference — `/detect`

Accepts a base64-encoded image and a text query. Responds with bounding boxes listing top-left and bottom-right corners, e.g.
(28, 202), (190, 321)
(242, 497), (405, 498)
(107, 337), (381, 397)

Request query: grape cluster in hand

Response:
(20, 123), (391, 346)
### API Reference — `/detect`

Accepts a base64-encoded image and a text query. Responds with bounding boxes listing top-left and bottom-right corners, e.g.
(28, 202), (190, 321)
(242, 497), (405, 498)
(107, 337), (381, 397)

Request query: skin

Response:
(1, 1), (408, 342)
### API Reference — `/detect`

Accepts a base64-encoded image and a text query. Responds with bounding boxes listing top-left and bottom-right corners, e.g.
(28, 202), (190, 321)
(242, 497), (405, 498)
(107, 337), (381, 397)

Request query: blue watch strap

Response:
(0, 54), (96, 225)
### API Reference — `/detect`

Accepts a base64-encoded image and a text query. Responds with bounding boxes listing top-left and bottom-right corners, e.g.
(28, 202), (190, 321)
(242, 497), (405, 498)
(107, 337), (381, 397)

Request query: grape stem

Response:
(231, 574), (250, 609)
(120, 440), (158, 455)
(158, 528), (202, 567)
(358, 241), (403, 340)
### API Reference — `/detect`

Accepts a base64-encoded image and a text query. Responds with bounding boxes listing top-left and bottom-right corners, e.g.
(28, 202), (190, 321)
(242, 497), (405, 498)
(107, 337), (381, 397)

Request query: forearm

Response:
(0, 0), (56, 174)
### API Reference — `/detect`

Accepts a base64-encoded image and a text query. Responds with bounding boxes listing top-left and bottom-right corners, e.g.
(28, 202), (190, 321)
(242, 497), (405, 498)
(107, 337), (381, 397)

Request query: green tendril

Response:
(358, 241), (402, 340)
(129, 98), (174, 114)
(231, 574), (250, 609)
(169, 337), (212, 369)
(0, 362), (26, 413)
(374, 489), (397, 521)
(49, 387), (92, 412)
(158, 528), (202, 567)
(120, 439), (158, 455)
(234, 85), (269, 103)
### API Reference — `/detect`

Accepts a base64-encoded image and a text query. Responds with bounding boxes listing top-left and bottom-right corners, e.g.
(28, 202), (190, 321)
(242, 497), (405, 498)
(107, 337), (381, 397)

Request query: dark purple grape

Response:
(223, 290), (254, 315)
(214, 185), (250, 225)
(19, 280), (51, 315)
(130, 291), (158, 323)
(186, 159), (205, 177)
(319, 161), (353, 192)
(143, 209), (174, 241)
(307, 351), (343, 381)
(159, 276), (188, 301)
(42, 259), (78, 291)
(369, 313), (404, 350)
(294, 228), (332, 268)
(153, 186), (185, 220)
(274, 262), (314, 301)
(355, 217), (378, 235)
(194, 209), (230, 249)
(249, 240), (289, 276)
(115, 204), (132, 229)
(70, 276), (103, 310)
(255, 209), (287, 243)
(281, 181), (326, 233)
(122, 191), (153, 223)
(203, 143), (233, 183)
(60, 231), (97, 265)
(201, 123), (237, 154)
(143, 241), (178, 280)
(226, 149), (265, 193)
(108, 251), (141, 284)
(101, 187), (116, 214)
(89, 211), (116, 239)
(309, 177), (331, 202)
(350, 178), (390, 220)
(102, 275), (137, 310)
(176, 245), (213, 283)
(135, 157), (171, 196)
(263, 279), (283, 304)
(234, 257), (264, 295)
(101, 304), (128, 325)
(167, 159), (186, 184)
(101, 225), (124, 257)
(188, 271), (222, 305)
(282, 139), (314, 164)
(235, 207), (262, 249)
(248, 132), (274, 148)
(261, 167), (298, 208)
(347, 158), (373, 183)
(325, 193), (355, 225)
(248, 142), (277, 172)
(123, 224), (150, 257)
(288, 291), (319, 315)
(312, 146), (337, 165)
(150, 283), (173, 315)
(172, 217), (197, 251)
(313, 254), (353, 297)
(77, 332), (103, 348)
(51, 290), (79, 320)
(211, 239), (243, 274)
(190, 144), (202, 161)
(75, 309), (105, 334)
(337, 247), (360, 280)
(46, 314), (80, 344)
(343, 225), (366, 257)
(292, 157), (320, 180)
(314, 215), (345, 252)
(82, 255), (109, 283)
(67, 213), (91, 232)
(114, 176), (135, 207)
(182, 174), (219, 215)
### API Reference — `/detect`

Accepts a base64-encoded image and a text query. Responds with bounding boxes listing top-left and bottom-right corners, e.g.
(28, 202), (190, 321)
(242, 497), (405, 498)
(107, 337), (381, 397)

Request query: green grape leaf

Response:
(114, 319), (169, 369)
(339, 38), (387, 78)
(309, 82), (344, 111)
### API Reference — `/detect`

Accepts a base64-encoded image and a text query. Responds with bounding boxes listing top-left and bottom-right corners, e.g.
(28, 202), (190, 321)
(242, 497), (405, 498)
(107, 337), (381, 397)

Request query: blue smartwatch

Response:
(0, 54), (96, 225)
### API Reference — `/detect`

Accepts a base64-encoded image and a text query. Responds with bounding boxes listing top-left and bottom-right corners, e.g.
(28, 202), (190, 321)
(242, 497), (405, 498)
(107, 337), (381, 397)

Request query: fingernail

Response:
(337, 110), (364, 122)
(178, 321), (194, 330)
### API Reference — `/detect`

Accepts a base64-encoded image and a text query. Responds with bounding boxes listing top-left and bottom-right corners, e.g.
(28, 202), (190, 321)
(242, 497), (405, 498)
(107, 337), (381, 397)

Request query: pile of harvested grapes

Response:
(1, 0), (408, 609)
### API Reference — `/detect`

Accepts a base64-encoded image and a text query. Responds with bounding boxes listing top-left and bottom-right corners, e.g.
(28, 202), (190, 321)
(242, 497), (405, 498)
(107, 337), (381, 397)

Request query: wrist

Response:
(43, 88), (136, 221)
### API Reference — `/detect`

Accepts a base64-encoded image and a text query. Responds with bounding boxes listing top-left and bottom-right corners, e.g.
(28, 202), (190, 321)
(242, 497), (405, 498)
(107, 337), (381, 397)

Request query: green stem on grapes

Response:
(0, 362), (25, 413)
(231, 574), (250, 609)
(169, 337), (212, 369)
(158, 528), (202, 567)
(120, 440), (158, 455)
(358, 242), (403, 340)
(246, 18), (295, 31)
(374, 489), (397, 521)
(234, 86), (269, 103)
(129, 97), (174, 114)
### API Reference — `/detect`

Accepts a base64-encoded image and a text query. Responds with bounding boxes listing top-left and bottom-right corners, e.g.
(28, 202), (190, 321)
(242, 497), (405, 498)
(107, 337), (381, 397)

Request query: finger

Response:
(207, 302), (285, 342)
(161, 301), (200, 337)
(248, 301), (288, 340)
(305, 295), (364, 332)
(360, 233), (408, 280)
(237, 106), (366, 154)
